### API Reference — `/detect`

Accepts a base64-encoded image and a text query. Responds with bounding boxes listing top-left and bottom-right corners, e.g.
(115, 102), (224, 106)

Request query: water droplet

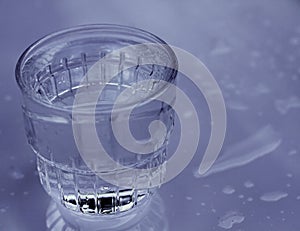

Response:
(238, 194), (244, 199)
(218, 211), (245, 229)
(296, 195), (300, 200)
(23, 191), (29, 196)
(201, 202), (206, 206)
(226, 100), (248, 111)
(202, 184), (210, 188)
(254, 83), (270, 95)
(291, 75), (299, 81)
(0, 208), (7, 213)
(274, 96), (300, 115)
(211, 208), (217, 213)
(197, 125), (281, 177)
(288, 149), (297, 156)
(9, 168), (24, 180)
(266, 216), (271, 220)
(286, 173), (293, 178)
(222, 185), (235, 195)
(244, 180), (254, 188)
(260, 191), (288, 202)
(210, 39), (232, 56)
(170, 194), (174, 198)
(289, 37), (300, 46)
(186, 196), (192, 201)
(4, 95), (12, 102)
(196, 212), (201, 216)
(291, 211), (295, 215)
(247, 197), (253, 202)
(9, 192), (15, 196)
(280, 210), (285, 214)
(223, 83), (236, 90)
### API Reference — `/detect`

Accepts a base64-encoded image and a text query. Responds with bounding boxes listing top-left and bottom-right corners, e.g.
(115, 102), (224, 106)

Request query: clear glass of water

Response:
(15, 24), (177, 226)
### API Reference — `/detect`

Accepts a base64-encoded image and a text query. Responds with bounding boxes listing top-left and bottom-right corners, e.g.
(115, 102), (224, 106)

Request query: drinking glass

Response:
(15, 24), (177, 221)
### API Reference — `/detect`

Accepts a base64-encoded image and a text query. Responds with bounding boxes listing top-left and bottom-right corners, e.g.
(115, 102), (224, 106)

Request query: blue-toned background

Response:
(0, 0), (300, 230)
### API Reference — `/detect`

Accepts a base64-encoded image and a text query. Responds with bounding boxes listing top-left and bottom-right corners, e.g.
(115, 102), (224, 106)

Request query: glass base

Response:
(46, 194), (168, 231)
(37, 155), (158, 215)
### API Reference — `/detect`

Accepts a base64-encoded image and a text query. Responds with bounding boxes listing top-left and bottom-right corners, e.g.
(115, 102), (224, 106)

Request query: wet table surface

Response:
(0, 0), (300, 230)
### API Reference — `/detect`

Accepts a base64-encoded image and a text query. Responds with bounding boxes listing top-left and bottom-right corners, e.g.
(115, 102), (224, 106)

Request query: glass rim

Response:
(15, 24), (178, 113)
